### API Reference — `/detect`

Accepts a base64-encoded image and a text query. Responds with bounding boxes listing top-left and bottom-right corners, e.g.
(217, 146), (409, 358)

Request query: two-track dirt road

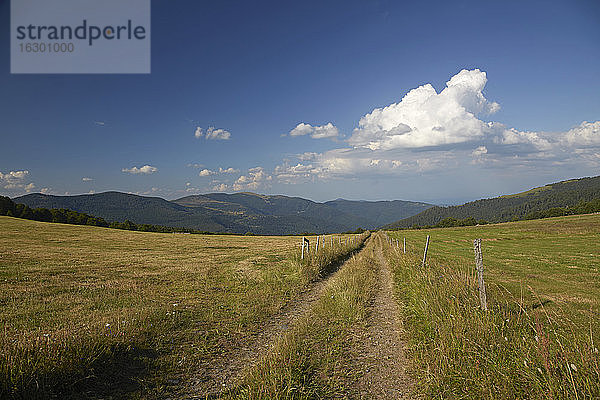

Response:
(185, 233), (413, 399)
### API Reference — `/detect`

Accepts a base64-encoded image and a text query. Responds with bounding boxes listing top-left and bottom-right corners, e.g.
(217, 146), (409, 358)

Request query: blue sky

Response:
(1, 0), (599, 204)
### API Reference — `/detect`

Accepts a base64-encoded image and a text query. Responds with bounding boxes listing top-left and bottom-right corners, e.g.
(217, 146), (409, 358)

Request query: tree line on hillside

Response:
(387, 176), (600, 229)
(395, 198), (600, 230)
(0, 196), (223, 234)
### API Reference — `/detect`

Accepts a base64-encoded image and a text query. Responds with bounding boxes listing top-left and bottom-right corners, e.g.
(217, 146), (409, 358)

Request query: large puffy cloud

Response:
(271, 69), (600, 185)
(289, 122), (339, 139)
(348, 69), (501, 150)
(122, 165), (158, 174)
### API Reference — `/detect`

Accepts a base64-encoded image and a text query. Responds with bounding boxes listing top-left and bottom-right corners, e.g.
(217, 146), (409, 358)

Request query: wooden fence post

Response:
(473, 238), (488, 311)
(316, 236), (319, 252)
(302, 237), (310, 259)
(422, 235), (430, 268)
(403, 237), (406, 254)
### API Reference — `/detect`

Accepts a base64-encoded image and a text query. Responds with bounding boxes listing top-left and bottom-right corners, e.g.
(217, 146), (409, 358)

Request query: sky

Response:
(1, 0), (600, 204)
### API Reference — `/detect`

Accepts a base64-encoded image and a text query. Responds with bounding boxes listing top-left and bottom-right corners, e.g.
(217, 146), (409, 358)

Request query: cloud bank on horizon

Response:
(274, 69), (600, 184)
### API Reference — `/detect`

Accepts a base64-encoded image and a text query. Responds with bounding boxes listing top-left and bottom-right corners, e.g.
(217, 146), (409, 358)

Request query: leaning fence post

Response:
(301, 236), (305, 259)
(473, 238), (488, 311)
(422, 235), (430, 268)
(316, 236), (319, 252)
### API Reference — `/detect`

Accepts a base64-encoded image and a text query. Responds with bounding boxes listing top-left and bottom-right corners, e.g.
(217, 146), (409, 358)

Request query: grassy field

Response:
(3, 213), (599, 399)
(224, 233), (380, 399)
(386, 214), (600, 399)
(0, 216), (365, 399)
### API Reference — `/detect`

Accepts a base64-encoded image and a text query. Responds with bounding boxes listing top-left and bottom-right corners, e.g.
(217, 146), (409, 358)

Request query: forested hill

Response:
(13, 191), (432, 235)
(385, 176), (600, 229)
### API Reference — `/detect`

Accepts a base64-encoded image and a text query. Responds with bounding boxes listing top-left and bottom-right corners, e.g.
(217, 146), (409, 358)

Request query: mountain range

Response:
(13, 192), (432, 235)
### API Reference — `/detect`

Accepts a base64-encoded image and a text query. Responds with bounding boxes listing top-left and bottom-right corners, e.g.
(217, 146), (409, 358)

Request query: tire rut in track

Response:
(350, 234), (414, 399)
(186, 238), (370, 398)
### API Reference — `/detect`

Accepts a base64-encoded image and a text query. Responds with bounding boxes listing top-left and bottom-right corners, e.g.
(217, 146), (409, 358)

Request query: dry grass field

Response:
(0, 216), (365, 398)
(2, 213), (599, 399)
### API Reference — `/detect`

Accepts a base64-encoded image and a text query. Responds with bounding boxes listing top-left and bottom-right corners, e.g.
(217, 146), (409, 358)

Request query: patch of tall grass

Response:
(384, 241), (600, 399)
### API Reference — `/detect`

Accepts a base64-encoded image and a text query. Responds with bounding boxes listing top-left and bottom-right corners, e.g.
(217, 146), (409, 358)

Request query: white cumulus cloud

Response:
(219, 167), (239, 174)
(289, 122), (339, 139)
(212, 183), (229, 192)
(0, 170), (36, 193)
(195, 126), (231, 140)
(199, 167), (239, 177)
(122, 165), (158, 175)
(272, 69), (600, 183)
(206, 127), (231, 140)
(233, 167), (272, 191)
(563, 121), (600, 147)
(194, 126), (231, 140)
(348, 69), (500, 150)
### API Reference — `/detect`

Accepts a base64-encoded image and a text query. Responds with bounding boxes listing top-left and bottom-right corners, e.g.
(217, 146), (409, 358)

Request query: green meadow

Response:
(387, 213), (600, 399)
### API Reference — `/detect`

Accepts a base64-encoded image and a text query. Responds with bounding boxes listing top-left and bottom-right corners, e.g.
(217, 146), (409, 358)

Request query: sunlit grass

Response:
(386, 214), (600, 399)
(0, 216), (365, 399)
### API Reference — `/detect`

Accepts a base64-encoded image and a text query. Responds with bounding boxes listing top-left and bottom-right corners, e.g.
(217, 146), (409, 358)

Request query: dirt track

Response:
(184, 233), (412, 399)
(350, 235), (413, 399)
(186, 241), (366, 398)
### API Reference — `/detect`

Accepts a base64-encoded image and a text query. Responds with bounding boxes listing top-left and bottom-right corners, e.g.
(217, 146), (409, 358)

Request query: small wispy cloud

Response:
(94, 121), (106, 126)
(289, 122), (339, 139)
(211, 183), (229, 192)
(82, 177), (93, 182)
(194, 126), (231, 140)
(199, 167), (240, 177)
(122, 165), (158, 175)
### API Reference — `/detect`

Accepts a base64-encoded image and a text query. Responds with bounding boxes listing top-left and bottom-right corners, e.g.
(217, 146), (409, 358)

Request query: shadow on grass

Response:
(3, 344), (158, 400)
(319, 235), (370, 278)
(531, 299), (552, 310)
